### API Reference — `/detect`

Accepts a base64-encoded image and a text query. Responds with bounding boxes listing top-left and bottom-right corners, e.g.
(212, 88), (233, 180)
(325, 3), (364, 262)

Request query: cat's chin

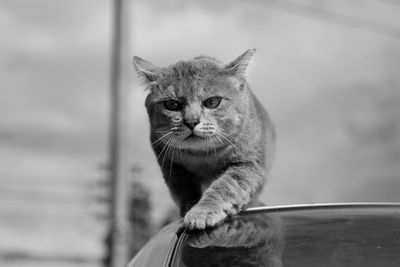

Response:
(174, 135), (226, 152)
(178, 135), (207, 150)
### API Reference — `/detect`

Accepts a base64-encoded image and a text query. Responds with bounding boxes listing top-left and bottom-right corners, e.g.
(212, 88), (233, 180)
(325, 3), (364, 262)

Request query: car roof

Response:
(174, 203), (400, 267)
(128, 203), (400, 267)
(243, 202), (400, 213)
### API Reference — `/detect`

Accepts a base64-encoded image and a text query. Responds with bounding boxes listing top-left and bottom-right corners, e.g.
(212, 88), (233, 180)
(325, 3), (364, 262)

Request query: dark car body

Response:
(128, 203), (400, 267)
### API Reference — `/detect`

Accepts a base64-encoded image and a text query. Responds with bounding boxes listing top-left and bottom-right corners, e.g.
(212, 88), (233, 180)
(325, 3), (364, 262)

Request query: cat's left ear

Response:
(224, 48), (256, 78)
(132, 56), (161, 84)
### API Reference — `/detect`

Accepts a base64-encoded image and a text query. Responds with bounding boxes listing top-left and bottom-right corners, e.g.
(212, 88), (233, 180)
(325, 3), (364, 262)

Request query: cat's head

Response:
(133, 48), (256, 151)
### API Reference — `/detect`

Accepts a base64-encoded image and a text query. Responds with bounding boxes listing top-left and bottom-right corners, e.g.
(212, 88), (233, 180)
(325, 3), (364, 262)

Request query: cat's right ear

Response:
(132, 56), (161, 84)
(224, 48), (256, 78)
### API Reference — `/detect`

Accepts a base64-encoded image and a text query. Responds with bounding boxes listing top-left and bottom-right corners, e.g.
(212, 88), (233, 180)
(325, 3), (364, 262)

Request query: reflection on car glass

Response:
(179, 213), (284, 267)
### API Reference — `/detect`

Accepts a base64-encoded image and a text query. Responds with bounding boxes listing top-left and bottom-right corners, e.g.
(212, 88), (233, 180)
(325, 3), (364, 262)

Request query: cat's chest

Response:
(186, 161), (222, 193)
(181, 154), (226, 181)
(186, 162), (220, 179)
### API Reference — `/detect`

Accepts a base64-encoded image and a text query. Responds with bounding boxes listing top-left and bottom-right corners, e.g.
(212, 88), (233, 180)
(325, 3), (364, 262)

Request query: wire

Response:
(245, 0), (400, 39)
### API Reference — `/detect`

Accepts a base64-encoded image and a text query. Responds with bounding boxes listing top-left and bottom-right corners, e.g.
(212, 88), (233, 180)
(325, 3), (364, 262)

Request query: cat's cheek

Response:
(231, 113), (241, 125)
(219, 117), (237, 131)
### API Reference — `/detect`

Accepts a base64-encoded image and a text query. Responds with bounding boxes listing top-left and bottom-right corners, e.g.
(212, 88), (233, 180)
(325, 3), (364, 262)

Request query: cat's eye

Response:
(163, 99), (183, 111)
(203, 96), (222, 109)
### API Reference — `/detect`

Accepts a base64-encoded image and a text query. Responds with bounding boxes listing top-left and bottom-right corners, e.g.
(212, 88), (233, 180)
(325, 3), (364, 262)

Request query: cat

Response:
(133, 48), (275, 230)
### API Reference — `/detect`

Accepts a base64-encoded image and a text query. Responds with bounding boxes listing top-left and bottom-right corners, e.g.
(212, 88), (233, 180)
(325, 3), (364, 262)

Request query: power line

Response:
(245, 0), (400, 39)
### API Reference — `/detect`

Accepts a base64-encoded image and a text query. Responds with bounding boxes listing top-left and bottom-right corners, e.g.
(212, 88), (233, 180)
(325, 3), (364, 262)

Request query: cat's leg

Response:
(183, 163), (265, 230)
(162, 164), (202, 217)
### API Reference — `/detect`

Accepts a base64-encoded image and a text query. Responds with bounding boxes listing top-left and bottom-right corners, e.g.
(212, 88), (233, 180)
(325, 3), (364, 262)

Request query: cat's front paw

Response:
(183, 206), (227, 230)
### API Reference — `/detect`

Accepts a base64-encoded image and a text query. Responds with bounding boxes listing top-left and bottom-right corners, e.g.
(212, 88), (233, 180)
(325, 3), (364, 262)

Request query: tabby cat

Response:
(133, 48), (275, 230)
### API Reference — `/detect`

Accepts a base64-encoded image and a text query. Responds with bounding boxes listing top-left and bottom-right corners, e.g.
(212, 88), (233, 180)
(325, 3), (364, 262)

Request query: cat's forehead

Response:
(166, 59), (222, 81)
(165, 83), (205, 101)
(164, 76), (228, 100)
(158, 59), (229, 99)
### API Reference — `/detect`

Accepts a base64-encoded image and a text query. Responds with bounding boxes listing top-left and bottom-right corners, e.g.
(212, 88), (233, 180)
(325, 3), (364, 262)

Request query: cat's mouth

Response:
(184, 133), (203, 141)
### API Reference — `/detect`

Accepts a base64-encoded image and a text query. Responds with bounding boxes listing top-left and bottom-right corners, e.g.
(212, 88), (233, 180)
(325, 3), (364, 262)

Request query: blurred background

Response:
(1, 0), (399, 266)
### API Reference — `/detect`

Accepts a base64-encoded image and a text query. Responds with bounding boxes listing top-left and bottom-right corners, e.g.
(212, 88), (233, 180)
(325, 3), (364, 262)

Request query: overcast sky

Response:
(1, 0), (400, 224)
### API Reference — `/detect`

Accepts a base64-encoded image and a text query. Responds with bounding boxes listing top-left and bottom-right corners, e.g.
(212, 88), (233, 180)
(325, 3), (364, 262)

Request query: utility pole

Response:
(109, 0), (131, 266)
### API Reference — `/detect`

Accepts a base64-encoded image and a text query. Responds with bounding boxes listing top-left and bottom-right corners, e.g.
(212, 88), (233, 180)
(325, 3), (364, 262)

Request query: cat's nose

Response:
(183, 119), (200, 130)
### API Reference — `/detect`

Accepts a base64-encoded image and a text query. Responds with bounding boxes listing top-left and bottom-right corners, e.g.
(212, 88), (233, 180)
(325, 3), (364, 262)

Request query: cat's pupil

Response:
(203, 96), (222, 109)
(163, 99), (182, 111)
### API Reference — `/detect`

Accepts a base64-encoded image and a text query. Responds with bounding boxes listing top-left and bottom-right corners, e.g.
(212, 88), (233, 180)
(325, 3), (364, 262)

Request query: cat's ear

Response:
(132, 56), (161, 84)
(225, 48), (256, 78)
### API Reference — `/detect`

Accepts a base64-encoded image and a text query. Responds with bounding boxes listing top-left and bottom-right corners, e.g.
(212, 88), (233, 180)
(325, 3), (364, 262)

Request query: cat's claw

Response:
(183, 207), (227, 230)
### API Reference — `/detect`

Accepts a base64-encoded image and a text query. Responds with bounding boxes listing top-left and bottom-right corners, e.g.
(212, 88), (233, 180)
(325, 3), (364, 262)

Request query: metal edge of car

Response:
(127, 202), (400, 267)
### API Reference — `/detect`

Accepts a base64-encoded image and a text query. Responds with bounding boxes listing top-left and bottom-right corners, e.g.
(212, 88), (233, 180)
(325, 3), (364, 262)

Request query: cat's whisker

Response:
(153, 129), (171, 133)
(151, 131), (173, 147)
(169, 141), (176, 178)
(214, 134), (224, 145)
(152, 133), (174, 150)
(219, 130), (239, 139)
(161, 138), (175, 171)
(210, 137), (217, 155)
(152, 141), (166, 150)
(219, 131), (242, 148)
(156, 136), (173, 162)
(205, 138), (210, 155)
(178, 147), (185, 165)
(217, 134), (234, 149)
(216, 132), (239, 150)
(219, 130), (242, 145)
(208, 137), (213, 154)
(128, 132), (173, 162)
(223, 129), (250, 138)
(218, 130), (240, 144)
